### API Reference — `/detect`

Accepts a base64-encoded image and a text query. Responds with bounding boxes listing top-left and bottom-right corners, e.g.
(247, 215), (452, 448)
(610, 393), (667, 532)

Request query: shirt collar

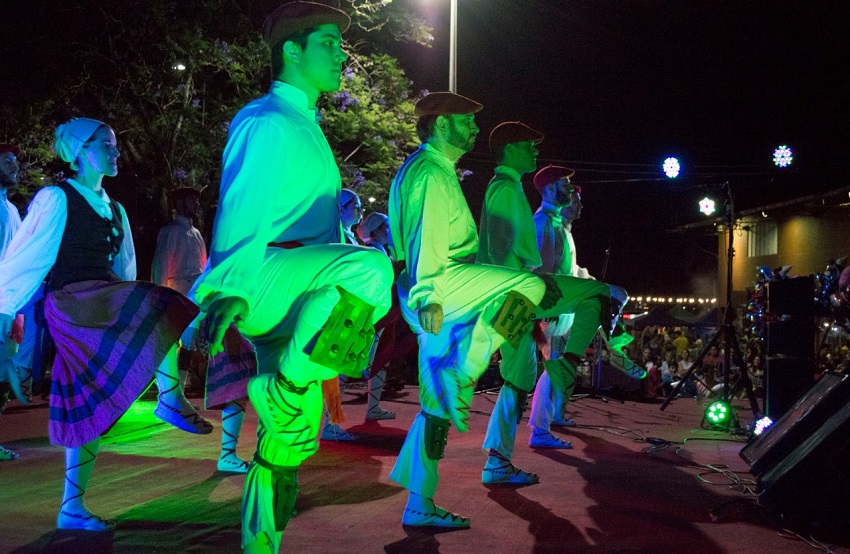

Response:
(493, 165), (521, 184)
(66, 177), (110, 204)
(175, 214), (193, 227)
(270, 81), (322, 123)
(420, 143), (458, 175)
(540, 200), (560, 216)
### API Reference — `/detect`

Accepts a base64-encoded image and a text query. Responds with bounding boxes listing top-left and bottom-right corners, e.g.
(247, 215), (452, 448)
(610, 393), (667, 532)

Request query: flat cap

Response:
(263, 1), (351, 46)
(0, 144), (21, 158)
(488, 121), (544, 153)
(533, 165), (575, 191)
(414, 92), (483, 117)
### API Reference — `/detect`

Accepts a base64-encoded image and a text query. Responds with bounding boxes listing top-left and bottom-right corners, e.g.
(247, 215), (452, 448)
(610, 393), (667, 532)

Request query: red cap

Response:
(0, 144), (21, 158)
(533, 165), (575, 191)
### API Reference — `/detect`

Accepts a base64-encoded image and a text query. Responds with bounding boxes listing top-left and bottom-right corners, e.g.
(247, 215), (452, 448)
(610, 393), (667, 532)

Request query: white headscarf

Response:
(54, 117), (105, 170)
(356, 211), (388, 243)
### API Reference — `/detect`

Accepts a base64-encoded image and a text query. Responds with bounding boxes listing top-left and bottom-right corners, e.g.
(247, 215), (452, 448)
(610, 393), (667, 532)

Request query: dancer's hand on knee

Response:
(10, 315), (24, 344)
(419, 303), (443, 335)
(203, 296), (248, 356)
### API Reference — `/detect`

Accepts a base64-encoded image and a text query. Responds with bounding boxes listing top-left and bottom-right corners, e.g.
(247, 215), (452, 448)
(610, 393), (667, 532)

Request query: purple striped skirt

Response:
(45, 280), (198, 447)
(205, 325), (256, 409)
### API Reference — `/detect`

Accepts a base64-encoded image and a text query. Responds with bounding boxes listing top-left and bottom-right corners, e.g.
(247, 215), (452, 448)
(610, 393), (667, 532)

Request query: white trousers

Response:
(240, 244), (393, 551)
(389, 262), (544, 498)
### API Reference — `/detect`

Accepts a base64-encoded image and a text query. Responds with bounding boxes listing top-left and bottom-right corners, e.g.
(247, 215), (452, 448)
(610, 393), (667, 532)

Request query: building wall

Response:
(718, 214), (850, 305)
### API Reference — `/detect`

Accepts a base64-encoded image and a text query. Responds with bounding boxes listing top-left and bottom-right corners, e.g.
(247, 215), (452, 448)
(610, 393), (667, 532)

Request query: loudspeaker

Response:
(764, 356), (815, 418)
(741, 372), (850, 477)
(758, 399), (850, 522)
(766, 276), (814, 318)
(765, 320), (815, 359)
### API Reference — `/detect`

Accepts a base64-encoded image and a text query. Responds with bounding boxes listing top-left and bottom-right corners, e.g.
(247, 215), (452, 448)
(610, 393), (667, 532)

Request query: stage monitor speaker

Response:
(757, 398), (850, 523)
(765, 320), (815, 359)
(765, 276), (814, 318)
(740, 372), (849, 478)
(764, 356), (815, 419)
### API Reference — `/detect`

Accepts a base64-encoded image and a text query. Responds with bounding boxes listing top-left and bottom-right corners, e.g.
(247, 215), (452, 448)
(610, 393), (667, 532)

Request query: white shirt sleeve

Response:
(111, 201), (136, 281)
(0, 187), (66, 316)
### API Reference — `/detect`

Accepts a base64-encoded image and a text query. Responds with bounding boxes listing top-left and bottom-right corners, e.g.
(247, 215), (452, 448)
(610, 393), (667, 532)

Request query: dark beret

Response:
(263, 1), (351, 46)
(0, 144), (21, 158)
(169, 186), (202, 205)
(533, 165), (576, 191)
(414, 92), (483, 117)
(488, 121), (544, 153)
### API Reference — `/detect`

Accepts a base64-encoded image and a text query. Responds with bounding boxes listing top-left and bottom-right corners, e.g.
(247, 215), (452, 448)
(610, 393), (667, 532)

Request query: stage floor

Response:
(0, 385), (843, 553)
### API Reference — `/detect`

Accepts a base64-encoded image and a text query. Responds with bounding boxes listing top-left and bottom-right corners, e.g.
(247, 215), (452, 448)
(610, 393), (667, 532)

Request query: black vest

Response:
(47, 182), (124, 293)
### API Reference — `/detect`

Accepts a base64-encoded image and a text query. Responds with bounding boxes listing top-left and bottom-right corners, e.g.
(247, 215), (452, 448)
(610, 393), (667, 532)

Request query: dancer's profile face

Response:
(507, 140), (538, 174)
(298, 24), (347, 94)
(341, 195), (362, 227)
(561, 190), (582, 221)
(80, 126), (120, 178)
(445, 113), (478, 153)
(0, 152), (19, 189)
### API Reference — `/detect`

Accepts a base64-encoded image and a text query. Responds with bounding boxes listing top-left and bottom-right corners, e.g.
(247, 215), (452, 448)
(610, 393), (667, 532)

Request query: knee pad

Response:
(422, 411), (450, 460)
(492, 290), (536, 348)
(503, 380), (529, 424)
(537, 274), (564, 312)
(309, 286), (376, 378)
(252, 454), (300, 532)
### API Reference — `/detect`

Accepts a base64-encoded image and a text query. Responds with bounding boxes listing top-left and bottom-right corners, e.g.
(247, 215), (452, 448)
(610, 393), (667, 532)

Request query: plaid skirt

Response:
(45, 280), (198, 447)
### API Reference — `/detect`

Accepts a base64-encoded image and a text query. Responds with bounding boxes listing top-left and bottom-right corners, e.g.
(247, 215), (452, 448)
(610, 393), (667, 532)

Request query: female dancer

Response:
(0, 117), (211, 531)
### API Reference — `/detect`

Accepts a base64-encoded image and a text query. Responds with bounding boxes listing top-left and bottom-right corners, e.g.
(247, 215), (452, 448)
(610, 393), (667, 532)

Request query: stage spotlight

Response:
(705, 400), (731, 427)
(753, 416), (773, 436)
(663, 157), (680, 178)
(773, 145), (793, 168)
(699, 197), (715, 216)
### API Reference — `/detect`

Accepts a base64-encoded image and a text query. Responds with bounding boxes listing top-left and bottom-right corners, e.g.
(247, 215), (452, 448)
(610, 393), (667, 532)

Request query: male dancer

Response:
(529, 171), (585, 448)
(153, 187), (208, 397)
(192, 3), (392, 552)
(155, 187), (254, 473)
(477, 121), (546, 482)
(152, 186), (206, 296)
(0, 143), (24, 460)
(0, 145), (37, 407)
(529, 166), (639, 448)
(388, 94), (628, 527)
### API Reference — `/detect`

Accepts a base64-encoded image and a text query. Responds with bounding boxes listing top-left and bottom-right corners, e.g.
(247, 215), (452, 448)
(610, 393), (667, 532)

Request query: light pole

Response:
(449, 0), (457, 92)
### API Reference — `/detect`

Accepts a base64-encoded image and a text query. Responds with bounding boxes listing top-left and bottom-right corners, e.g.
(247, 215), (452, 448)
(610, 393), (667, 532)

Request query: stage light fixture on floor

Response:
(705, 400), (732, 427)
(753, 416), (773, 436)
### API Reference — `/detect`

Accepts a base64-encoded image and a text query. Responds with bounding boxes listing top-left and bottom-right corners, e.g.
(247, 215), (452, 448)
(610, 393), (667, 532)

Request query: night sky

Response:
(3, 1), (849, 297)
(389, 0), (850, 297)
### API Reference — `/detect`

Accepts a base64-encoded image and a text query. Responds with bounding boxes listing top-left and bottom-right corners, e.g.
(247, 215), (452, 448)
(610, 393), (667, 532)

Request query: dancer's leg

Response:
(57, 437), (114, 531)
(366, 369), (395, 419)
(218, 400), (248, 473)
(482, 331), (539, 483)
(154, 344), (213, 434)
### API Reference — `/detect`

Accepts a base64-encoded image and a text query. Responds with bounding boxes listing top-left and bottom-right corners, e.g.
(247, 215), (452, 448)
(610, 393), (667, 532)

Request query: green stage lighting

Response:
(705, 400), (731, 426)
